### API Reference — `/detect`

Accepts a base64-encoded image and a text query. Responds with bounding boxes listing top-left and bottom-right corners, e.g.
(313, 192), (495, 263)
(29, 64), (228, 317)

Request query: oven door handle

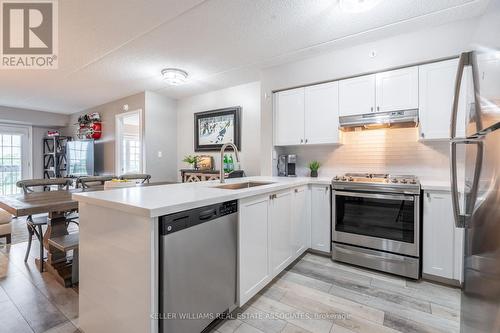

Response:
(333, 190), (415, 201)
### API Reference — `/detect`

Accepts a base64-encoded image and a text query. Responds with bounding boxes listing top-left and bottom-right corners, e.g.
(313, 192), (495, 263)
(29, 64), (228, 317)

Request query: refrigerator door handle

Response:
(450, 138), (483, 228)
(450, 52), (471, 139)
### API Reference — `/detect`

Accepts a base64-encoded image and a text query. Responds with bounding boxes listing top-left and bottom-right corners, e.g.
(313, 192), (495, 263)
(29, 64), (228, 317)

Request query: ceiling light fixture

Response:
(338, 0), (381, 13)
(161, 68), (189, 85)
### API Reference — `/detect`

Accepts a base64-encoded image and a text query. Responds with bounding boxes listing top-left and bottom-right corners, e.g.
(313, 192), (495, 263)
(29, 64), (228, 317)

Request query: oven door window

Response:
(335, 194), (415, 243)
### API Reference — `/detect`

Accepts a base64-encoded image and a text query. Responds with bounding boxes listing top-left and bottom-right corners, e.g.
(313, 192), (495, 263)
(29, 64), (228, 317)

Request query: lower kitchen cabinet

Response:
(310, 184), (331, 252)
(291, 186), (310, 257)
(238, 195), (270, 305)
(423, 190), (464, 283)
(270, 190), (293, 276)
(238, 185), (315, 306)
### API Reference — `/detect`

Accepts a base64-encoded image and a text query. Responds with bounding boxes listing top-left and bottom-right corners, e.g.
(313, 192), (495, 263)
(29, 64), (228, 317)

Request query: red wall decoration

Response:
(77, 112), (102, 140)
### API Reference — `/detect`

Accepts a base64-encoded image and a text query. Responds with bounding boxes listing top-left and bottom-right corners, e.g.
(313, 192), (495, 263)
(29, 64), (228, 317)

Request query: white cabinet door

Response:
(419, 59), (468, 140)
(274, 88), (305, 146)
(339, 74), (376, 117)
(238, 195), (270, 305)
(291, 186), (309, 258)
(423, 191), (464, 282)
(304, 82), (340, 144)
(375, 67), (418, 113)
(270, 190), (293, 276)
(310, 185), (331, 253)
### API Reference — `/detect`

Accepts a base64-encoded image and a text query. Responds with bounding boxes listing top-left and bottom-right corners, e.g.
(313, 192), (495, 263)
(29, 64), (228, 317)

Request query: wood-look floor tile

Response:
(233, 322), (266, 333)
(213, 318), (244, 333)
(292, 260), (431, 314)
(331, 324), (357, 333)
(0, 269), (68, 333)
(250, 295), (334, 333)
(328, 283), (459, 333)
(0, 297), (34, 333)
(280, 270), (333, 293)
(239, 305), (287, 333)
(281, 322), (313, 333)
(42, 320), (80, 333)
(383, 312), (454, 333)
(274, 279), (384, 324)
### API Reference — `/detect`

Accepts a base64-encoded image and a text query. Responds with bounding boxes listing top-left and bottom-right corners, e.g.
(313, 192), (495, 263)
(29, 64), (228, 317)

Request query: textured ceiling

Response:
(0, 0), (491, 114)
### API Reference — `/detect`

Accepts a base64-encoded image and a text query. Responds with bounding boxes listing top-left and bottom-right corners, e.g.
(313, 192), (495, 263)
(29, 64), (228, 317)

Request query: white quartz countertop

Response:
(72, 176), (332, 218)
(420, 180), (452, 191)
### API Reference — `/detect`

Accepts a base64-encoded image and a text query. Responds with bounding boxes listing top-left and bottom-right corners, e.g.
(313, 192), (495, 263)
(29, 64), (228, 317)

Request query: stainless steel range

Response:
(331, 173), (421, 279)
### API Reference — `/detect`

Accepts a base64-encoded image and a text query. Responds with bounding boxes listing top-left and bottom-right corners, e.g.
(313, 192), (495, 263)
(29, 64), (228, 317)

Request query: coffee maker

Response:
(277, 154), (297, 177)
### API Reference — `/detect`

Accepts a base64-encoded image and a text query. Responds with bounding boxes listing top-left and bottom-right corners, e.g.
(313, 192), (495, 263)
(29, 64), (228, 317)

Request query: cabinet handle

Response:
(300, 139), (304, 144)
(294, 188), (298, 193)
(421, 133), (425, 138)
(377, 106), (380, 111)
(370, 107), (373, 112)
(426, 192), (430, 198)
(305, 139), (308, 144)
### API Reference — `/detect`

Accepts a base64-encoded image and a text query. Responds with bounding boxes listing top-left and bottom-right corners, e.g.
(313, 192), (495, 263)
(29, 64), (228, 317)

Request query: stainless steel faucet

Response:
(220, 143), (240, 183)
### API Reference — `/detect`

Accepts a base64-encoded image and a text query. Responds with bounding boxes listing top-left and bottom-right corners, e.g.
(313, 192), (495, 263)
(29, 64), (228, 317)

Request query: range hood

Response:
(339, 109), (419, 130)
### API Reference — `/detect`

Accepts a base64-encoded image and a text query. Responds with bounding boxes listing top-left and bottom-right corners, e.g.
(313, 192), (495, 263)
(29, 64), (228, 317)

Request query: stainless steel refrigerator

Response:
(450, 49), (500, 333)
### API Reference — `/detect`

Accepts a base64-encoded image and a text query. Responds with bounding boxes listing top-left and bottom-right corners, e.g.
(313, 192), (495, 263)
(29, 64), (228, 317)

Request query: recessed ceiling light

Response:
(161, 68), (188, 85)
(338, 0), (381, 13)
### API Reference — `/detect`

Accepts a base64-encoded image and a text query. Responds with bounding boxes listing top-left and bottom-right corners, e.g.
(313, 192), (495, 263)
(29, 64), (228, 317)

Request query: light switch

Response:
(158, 151), (163, 158)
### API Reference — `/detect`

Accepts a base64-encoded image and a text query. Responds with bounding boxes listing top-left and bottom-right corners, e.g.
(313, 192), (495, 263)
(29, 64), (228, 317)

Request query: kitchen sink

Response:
(214, 181), (275, 190)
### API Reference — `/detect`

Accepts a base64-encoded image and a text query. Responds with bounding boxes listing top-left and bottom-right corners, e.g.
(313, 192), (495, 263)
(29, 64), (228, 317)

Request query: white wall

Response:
(176, 82), (261, 180)
(144, 91), (177, 182)
(260, 16), (484, 180)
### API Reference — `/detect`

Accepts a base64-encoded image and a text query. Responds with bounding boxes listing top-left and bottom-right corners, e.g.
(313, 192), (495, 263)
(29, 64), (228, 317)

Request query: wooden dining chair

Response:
(76, 175), (116, 190)
(16, 178), (73, 272)
(119, 173), (151, 183)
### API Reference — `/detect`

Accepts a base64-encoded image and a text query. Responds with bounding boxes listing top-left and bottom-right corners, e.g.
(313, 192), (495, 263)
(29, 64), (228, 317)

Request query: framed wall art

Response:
(194, 106), (241, 151)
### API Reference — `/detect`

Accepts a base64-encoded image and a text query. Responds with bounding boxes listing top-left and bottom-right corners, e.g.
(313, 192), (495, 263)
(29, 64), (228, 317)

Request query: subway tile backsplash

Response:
(275, 127), (461, 181)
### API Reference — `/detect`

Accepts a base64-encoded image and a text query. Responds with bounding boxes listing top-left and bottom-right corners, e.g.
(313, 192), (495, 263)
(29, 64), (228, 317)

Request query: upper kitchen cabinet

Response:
(419, 59), (467, 140)
(274, 87), (305, 146)
(304, 82), (339, 144)
(274, 82), (340, 146)
(338, 67), (418, 117)
(375, 67), (419, 113)
(339, 74), (376, 116)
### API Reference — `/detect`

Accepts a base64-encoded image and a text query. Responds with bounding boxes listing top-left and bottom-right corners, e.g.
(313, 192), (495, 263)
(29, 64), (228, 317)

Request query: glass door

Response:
(0, 125), (31, 195)
(115, 110), (143, 176)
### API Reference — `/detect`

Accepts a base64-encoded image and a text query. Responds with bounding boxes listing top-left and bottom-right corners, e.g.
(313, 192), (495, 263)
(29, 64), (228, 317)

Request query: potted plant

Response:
(183, 155), (198, 169)
(308, 160), (320, 178)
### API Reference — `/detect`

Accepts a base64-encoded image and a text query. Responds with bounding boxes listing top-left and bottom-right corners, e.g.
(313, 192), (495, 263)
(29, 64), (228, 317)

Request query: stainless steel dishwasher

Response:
(159, 200), (238, 333)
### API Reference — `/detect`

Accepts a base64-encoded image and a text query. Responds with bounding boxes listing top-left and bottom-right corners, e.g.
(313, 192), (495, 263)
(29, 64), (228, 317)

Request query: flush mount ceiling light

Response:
(338, 0), (381, 13)
(161, 68), (188, 85)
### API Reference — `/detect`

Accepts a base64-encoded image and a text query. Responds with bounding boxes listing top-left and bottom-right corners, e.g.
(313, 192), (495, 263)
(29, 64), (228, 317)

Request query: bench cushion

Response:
(0, 209), (12, 225)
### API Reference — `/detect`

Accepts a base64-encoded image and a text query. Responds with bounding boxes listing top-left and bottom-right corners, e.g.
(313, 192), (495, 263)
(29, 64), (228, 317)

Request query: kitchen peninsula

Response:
(73, 176), (332, 333)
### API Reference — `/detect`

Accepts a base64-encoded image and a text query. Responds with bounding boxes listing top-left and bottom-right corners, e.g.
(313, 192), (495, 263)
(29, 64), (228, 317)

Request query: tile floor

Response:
(0, 240), (460, 333)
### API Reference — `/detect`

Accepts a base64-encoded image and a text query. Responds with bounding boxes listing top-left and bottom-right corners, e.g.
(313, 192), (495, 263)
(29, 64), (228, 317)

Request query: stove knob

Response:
(400, 179), (408, 184)
(391, 178), (398, 183)
(348, 177), (354, 182)
(410, 179), (417, 184)
(333, 176), (339, 181)
(341, 177), (347, 181)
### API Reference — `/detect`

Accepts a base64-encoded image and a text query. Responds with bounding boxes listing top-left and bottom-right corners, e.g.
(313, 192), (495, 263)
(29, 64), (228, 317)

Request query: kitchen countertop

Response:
(420, 180), (452, 191)
(72, 176), (332, 218)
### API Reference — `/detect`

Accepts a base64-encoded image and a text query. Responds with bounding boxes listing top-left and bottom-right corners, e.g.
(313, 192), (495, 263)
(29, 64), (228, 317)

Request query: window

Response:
(116, 110), (143, 175)
(0, 125), (31, 196)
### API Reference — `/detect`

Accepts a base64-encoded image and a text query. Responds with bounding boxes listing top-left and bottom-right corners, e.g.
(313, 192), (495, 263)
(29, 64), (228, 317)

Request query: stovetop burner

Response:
(332, 173), (420, 194)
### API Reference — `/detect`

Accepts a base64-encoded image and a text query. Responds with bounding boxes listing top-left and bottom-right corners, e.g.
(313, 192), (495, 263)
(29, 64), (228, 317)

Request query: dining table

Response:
(0, 181), (175, 287)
